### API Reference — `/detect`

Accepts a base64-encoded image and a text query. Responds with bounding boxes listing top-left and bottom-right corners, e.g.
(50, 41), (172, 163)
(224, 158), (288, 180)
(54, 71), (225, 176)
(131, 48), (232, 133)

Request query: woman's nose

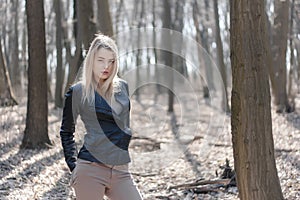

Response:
(104, 63), (110, 69)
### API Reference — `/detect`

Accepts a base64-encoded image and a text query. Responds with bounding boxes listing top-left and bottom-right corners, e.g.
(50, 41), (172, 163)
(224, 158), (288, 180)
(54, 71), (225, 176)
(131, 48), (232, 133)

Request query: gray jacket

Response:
(60, 79), (132, 171)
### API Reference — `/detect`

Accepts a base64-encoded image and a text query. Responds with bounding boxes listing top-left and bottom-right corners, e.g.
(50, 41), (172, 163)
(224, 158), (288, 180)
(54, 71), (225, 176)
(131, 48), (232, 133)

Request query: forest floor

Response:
(0, 90), (299, 200)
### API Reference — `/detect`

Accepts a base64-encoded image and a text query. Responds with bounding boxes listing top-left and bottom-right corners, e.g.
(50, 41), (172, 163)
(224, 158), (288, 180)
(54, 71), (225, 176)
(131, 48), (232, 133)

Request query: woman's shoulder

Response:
(71, 82), (83, 92)
(113, 78), (129, 94)
(114, 78), (128, 86)
(65, 82), (83, 98)
(113, 78), (128, 89)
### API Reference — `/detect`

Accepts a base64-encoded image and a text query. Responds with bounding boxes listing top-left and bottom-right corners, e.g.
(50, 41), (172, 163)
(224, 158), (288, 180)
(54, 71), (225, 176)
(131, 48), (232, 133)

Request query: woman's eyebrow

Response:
(97, 56), (114, 60)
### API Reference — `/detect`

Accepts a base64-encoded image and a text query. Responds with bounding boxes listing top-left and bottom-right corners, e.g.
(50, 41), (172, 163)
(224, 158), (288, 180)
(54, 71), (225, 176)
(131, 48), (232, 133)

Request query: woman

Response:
(60, 34), (143, 200)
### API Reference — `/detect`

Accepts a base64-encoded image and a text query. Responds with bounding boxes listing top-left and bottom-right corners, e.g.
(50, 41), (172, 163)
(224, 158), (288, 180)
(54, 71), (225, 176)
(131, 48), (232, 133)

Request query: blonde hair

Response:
(81, 34), (119, 104)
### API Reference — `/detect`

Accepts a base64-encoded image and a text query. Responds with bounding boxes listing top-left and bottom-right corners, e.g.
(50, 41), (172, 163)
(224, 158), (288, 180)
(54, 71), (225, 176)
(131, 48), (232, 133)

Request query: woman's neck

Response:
(95, 79), (112, 100)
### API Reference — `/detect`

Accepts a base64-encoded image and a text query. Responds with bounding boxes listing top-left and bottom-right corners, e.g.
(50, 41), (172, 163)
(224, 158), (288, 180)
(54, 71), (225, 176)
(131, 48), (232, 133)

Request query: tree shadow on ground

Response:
(285, 111), (300, 131)
(0, 141), (47, 180)
(281, 111), (300, 171)
(169, 112), (202, 177)
(40, 172), (75, 200)
(0, 136), (22, 160)
(0, 149), (63, 197)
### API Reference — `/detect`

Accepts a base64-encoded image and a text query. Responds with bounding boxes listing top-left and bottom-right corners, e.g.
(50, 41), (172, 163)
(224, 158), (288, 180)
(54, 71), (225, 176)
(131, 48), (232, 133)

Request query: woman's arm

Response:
(60, 87), (79, 172)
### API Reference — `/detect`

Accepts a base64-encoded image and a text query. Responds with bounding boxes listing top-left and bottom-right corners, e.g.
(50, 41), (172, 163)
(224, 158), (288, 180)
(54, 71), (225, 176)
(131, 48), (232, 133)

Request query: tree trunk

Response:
(22, 0), (51, 149)
(0, 39), (18, 106)
(54, 0), (64, 108)
(21, 13), (27, 93)
(135, 0), (144, 101)
(230, 0), (284, 199)
(114, 0), (123, 35)
(192, 0), (209, 98)
(201, 0), (215, 93)
(213, 0), (230, 112)
(152, 0), (161, 100)
(173, 0), (187, 76)
(97, 0), (114, 36)
(271, 0), (292, 112)
(287, 0), (295, 99)
(162, 0), (173, 113)
(296, 40), (300, 93)
(265, 13), (278, 105)
(64, 0), (83, 91)
(78, 0), (96, 50)
(65, 0), (95, 91)
(10, 0), (21, 91)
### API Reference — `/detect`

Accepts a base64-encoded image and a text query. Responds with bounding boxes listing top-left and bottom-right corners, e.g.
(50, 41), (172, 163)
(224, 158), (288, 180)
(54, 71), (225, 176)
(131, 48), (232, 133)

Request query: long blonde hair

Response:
(81, 34), (119, 104)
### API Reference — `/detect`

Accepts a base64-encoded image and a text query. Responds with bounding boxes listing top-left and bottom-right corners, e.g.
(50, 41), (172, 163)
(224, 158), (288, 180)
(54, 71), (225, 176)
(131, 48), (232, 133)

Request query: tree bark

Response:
(271, 0), (292, 112)
(22, 0), (51, 149)
(54, 0), (64, 108)
(78, 0), (96, 50)
(97, 0), (114, 36)
(230, 0), (284, 199)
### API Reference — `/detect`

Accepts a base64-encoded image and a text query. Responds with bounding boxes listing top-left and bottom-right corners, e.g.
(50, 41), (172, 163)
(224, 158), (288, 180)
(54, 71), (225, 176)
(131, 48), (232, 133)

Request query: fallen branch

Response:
(131, 172), (158, 177)
(192, 186), (224, 194)
(168, 179), (231, 190)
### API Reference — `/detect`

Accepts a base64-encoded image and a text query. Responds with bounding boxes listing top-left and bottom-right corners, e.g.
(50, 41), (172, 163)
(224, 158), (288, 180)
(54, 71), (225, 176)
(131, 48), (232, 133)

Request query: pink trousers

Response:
(70, 159), (143, 200)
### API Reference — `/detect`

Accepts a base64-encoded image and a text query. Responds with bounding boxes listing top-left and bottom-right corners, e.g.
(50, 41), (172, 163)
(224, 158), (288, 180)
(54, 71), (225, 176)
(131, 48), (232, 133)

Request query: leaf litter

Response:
(0, 93), (299, 200)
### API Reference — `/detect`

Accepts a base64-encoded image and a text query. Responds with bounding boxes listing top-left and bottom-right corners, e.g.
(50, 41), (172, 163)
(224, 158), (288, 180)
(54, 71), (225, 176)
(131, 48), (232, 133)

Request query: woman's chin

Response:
(99, 76), (109, 82)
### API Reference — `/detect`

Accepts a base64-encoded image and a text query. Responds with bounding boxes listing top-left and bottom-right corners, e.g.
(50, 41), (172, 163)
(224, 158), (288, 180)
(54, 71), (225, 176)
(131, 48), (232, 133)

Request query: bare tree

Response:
(193, 0), (215, 98)
(192, 0), (209, 98)
(173, 0), (187, 76)
(152, 0), (160, 98)
(97, 0), (114, 36)
(135, 0), (144, 101)
(64, 0), (96, 91)
(78, 0), (96, 50)
(202, 0), (215, 93)
(271, 0), (292, 112)
(10, 0), (21, 90)
(297, 39), (300, 93)
(230, 0), (284, 199)
(64, 0), (83, 91)
(162, 0), (174, 112)
(54, 0), (64, 108)
(22, 0), (51, 149)
(0, 39), (17, 106)
(213, 0), (229, 112)
(288, 0), (295, 101)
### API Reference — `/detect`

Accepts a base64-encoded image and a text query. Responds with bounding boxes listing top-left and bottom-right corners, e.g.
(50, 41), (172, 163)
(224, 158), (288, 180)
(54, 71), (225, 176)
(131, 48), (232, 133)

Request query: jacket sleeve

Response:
(122, 80), (131, 127)
(60, 87), (79, 172)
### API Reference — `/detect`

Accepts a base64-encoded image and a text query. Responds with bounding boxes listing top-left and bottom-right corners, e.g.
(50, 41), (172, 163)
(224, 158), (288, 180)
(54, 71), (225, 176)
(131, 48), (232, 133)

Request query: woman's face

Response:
(93, 48), (115, 83)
